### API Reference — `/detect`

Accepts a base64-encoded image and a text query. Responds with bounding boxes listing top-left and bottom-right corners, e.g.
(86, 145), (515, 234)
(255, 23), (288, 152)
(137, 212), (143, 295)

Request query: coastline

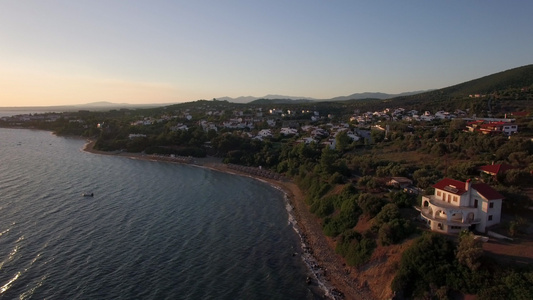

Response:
(83, 140), (375, 300)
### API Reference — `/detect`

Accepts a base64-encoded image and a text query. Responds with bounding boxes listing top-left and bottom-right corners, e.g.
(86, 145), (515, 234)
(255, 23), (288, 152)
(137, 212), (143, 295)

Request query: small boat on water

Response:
(82, 192), (94, 197)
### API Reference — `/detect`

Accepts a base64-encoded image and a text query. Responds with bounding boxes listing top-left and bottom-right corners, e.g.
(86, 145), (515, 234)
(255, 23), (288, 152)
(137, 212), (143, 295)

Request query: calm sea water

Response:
(0, 128), (323, 299)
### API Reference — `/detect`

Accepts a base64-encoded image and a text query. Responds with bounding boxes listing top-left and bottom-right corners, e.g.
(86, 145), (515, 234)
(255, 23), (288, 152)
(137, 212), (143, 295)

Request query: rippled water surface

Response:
(0, 128), (320, 299)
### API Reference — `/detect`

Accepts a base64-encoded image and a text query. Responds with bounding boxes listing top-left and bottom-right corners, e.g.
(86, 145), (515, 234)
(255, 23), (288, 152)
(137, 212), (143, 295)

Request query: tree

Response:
(319, 146), (338, 175)
(504, 169), (533, 187)
(456, 231), (483, 271)
(413, 166), (442, 189)
(374, 203), (401, 227)
(449, 118), (466, 133)
(335, 130), (351, 152)
(357, 193), (386, 217)
(371, 129), (385, 143)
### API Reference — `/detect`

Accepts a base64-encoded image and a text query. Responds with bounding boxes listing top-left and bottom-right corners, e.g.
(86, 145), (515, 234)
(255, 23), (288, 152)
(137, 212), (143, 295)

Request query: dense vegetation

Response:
(392, 231), (533, 299)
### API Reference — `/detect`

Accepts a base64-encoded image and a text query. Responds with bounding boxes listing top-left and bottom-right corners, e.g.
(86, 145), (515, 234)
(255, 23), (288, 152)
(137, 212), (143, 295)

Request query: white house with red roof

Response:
(420, 178), (503, 233)
(479, 121), (517, 136)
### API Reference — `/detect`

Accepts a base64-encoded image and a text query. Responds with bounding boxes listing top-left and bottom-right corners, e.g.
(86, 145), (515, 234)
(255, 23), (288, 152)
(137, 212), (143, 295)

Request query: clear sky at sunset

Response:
(1, 1), (532, 106)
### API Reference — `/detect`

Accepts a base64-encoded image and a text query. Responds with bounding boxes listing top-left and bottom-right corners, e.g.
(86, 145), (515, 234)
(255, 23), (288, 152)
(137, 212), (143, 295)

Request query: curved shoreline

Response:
(82, 140), (375, 300)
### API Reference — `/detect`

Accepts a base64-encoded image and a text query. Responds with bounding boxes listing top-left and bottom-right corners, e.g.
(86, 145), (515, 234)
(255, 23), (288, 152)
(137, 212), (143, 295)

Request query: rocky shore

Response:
(83, 140), (375, 299)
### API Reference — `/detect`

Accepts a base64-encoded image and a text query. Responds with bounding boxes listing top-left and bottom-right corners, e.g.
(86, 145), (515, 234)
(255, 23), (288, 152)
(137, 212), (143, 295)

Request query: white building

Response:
(420, 178), (503, 233)
(128, 134), (147, 139)
(257, 129), (273, 138)
(170, 124), (188, 131)
(280, 127), (298, 136)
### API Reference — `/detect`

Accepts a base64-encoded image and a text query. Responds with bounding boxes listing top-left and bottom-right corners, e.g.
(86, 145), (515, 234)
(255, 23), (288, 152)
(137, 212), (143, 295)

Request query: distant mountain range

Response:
(216, 94), (316, 103)
(216, 91), (430, 103)
(4, 64), (531, 111)
(327, 91), (430, 101)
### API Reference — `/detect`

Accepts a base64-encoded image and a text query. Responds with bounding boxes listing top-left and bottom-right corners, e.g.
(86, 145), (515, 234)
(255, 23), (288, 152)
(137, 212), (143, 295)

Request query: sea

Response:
(0, 128), (324, 299)
(0, 110), (61, 118)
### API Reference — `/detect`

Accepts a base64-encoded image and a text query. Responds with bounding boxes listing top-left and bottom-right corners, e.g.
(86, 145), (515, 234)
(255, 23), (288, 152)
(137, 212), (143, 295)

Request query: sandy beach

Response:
(83, 140), (375, 300)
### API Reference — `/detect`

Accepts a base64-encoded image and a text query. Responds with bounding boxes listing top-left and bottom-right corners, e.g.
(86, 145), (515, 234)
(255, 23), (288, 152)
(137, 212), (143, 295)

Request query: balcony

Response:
(420, 196), (480, 226)
(420, 207), (481, 226)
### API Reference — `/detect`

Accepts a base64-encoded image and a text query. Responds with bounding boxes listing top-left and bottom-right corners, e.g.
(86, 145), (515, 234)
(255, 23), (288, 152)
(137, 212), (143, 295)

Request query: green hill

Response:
(390, 64), (533, 112)
(436, 64), (533, 96)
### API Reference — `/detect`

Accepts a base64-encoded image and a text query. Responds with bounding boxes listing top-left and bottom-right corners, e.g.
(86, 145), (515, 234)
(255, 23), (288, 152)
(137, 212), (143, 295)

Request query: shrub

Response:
(378, 218), (415, 246)
(390, 191), (417, 208)
(373, 203), (401, 227)
(310, 195), (335, 218)
(336, 231), (375, 267)
(357, 193), (386, 217)
(323, 197), (361, 237)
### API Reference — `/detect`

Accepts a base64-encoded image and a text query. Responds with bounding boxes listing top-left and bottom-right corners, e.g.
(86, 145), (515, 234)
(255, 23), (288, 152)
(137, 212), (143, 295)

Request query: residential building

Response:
(420, 178), (503, 234)
(478, 163), (515, 180)
(387, 177), (413, 189)
(479, 122), (518, 136)
(257, 129), (273, 138)
(128, 134), (147, 139)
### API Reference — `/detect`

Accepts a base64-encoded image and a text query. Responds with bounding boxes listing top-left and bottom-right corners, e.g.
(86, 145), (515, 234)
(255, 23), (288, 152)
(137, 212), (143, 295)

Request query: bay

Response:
(0, 128), (322, 299)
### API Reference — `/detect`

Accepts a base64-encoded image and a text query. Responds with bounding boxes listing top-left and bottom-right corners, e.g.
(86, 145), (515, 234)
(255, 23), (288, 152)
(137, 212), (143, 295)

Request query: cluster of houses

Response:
(248, 123), (364, 149)
(350, 108), (470, 123)
(130, 114), (191, 126)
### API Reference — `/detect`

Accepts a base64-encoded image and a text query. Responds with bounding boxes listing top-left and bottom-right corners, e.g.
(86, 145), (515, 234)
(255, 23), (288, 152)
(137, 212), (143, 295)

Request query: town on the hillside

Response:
(2, 92), (533, 298)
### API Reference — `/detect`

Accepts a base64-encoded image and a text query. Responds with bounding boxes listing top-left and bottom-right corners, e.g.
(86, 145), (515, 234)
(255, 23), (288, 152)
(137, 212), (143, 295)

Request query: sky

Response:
(1, 1), (532, 106)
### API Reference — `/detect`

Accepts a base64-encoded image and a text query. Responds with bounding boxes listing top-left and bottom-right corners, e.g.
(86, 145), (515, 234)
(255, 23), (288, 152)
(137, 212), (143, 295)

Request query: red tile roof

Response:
(433, 178), (504, 200)
(478, 164), (514, 175)
(511, 111), (529, 117)
(472, 183), (504, 200)
(432, 178), (467, 195)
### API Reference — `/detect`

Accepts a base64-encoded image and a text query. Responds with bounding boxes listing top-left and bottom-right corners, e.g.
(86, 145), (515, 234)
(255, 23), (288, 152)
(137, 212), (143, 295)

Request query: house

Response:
(420, 178), (503, 233)
(170, 124), (188, 131)
(387, 177), (413, 189)
(280, 127), (298, 136)
(128, 134), (147, 139)
(434, 111), (450, 119)
(479, 122), (518, 136)
(322, 138), (336, 149)
(257, 129), (273, 138)
(478, 163), (515, 179)
(419, 111), (435, 121)
(297, 137), (316, 144)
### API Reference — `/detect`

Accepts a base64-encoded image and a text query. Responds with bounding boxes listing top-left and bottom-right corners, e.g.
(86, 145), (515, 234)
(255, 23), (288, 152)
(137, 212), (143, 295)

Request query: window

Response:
(474, 199), (478, 208)
(453, 196), (458, 202)
(437, 191), (441, 197)
(489, 202), (494, 209)
(488, 215), (493, 221)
